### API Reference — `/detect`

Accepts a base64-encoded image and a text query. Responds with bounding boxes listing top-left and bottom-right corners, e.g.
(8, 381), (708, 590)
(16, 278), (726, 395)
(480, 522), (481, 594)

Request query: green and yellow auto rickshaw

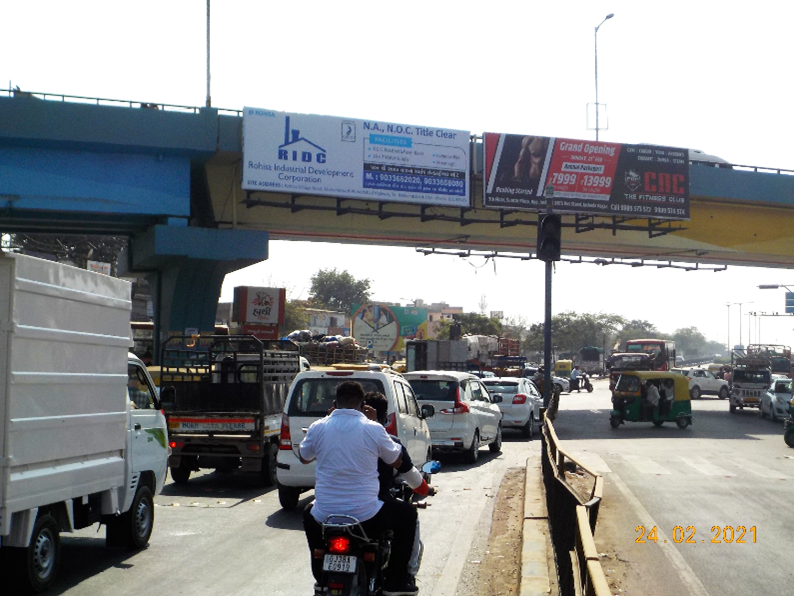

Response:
(610, 371), (692, 429)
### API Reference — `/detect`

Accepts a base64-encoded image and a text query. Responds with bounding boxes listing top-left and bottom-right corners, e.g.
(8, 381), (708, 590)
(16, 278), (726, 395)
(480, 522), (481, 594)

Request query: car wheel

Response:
(785, 428), (794, 448)
(464, 431), (479, 464)
(718, 386), (729, 400)
(554, 383), (564, 394)
(770, 407), (778, 421)
(690, 386), (701, 400)
(760, 405), (767, 418)
(521, 417), (534, 439)
(489, 424), (502, 453)
(277, 485), (301, 510)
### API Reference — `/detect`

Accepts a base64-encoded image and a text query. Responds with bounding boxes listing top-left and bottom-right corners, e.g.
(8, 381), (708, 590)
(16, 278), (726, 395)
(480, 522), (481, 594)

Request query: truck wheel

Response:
(108, 486), (154, 549)
(18, 514), (60, 593)
(278, 485), (301, 510)
(170, 465), (191, 484)
(729, 403), (737, 413)
(785, 428), (794, 448)
(261, 443), (278, 487)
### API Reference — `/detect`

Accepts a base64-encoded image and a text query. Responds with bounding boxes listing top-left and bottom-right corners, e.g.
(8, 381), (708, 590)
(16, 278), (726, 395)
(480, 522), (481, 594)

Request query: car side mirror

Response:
(160, 385), (176, 407)
(420, 404), (435, 419)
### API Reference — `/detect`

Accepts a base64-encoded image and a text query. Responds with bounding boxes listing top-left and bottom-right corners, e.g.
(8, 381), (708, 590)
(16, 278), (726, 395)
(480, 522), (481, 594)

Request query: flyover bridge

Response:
(2, 90), (793, 343)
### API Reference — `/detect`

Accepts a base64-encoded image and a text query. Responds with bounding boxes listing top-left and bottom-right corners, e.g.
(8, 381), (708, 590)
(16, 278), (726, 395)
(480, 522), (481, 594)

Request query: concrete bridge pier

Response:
(130, 224), (269, 360)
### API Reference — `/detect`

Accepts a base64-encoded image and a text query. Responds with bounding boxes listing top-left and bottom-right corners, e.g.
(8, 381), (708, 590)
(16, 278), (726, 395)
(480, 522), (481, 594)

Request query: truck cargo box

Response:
(0, 252), (131, 515)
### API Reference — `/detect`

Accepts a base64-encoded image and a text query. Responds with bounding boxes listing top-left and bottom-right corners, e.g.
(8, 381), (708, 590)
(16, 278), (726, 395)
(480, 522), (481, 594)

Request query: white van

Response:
(276, 367), (433, 509)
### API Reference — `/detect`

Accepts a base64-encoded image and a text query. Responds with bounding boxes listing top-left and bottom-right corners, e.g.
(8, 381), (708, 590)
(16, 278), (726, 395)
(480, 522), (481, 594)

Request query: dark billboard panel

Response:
(483, 133), (690, 220)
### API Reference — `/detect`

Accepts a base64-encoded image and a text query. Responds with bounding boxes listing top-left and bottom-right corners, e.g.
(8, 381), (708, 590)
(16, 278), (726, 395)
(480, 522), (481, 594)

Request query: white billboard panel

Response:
(242, 108), (470, 207)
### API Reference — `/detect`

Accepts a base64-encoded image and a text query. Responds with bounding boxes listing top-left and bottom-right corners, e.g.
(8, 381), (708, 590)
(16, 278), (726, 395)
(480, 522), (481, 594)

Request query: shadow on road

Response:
(40, 537), (142, 595)
(160, 469), (276, 503)
(552, 403), (787, 442)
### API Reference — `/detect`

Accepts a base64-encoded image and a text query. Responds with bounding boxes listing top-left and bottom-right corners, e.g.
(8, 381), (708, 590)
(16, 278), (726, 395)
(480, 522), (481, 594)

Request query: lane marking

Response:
(571, 451), (612, 474)
(679, 456), (735, 477)
(731, 457), (790, 479)
(431, 467), (495, 596)
(623, 454), (671, 475)
(611, 472), (712, 596)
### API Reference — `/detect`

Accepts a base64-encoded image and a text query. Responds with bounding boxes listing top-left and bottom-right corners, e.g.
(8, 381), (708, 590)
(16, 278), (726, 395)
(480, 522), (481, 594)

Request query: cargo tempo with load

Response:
(0, 253), (168, 592)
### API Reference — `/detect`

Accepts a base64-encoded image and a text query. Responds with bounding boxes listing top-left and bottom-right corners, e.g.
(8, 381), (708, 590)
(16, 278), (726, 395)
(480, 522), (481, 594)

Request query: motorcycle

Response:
(580, 373), (594, 393)
(317, 461), (440, 596)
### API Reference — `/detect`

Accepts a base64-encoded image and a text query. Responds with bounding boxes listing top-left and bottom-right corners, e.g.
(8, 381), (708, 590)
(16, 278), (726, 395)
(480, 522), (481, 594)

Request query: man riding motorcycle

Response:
(300, 381), (419, 596)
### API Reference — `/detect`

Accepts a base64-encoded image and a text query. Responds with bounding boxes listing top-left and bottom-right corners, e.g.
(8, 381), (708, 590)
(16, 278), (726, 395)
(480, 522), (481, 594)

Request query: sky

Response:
(3, 1), (794, 350)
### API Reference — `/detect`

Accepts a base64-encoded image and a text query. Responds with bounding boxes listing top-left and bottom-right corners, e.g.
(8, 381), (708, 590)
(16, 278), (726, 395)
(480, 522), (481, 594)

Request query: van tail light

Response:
(327, 536), (351, 554)
(441, 388), (469, 414)
(513, 394), (527, 405)
(279, 413), (292, 450)
(385, 413), (398, 436)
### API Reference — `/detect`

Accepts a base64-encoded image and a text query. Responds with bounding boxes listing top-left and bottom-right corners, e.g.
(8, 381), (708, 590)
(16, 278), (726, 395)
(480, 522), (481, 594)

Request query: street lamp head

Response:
(606, 13), (614, 19)
(758, 284), (780, 289)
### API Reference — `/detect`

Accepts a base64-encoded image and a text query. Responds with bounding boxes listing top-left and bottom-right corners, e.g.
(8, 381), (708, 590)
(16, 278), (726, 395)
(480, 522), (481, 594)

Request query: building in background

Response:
(427, 302), (464, 339)
(305, 308), (348, 336)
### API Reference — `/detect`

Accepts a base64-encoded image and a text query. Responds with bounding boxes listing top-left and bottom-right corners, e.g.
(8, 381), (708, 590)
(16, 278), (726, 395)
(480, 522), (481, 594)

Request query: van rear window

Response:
(288, 378), (385, 416)
(407, 380), (458, 401)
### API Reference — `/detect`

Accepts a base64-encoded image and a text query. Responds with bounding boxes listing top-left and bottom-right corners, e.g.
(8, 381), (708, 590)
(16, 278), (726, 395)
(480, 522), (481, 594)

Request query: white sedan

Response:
(482, 377), (541, 439)
(761, 378), (792, 420)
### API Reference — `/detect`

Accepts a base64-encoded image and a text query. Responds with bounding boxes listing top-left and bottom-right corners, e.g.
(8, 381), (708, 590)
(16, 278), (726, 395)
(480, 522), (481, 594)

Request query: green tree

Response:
(309, 268), (371, 314)
(279, 299), (310, 336)
(613, 319), (661, 350)
(435, 313), (502, 339)
(672, 327), (708, 358)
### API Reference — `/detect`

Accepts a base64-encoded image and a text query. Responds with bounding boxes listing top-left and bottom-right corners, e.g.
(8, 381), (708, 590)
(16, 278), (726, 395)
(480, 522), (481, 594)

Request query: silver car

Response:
(761, 378), (792, 420)
(482, 377), (541, 439)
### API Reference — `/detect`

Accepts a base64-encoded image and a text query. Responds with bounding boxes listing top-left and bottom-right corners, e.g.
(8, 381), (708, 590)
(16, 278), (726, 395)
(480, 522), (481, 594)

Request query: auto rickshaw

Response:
(555, 359), (573, 378)
(609, 371), (692, 429)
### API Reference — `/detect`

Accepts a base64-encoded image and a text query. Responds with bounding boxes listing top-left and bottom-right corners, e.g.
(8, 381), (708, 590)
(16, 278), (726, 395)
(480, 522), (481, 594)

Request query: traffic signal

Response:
(537, 214), (562, 261)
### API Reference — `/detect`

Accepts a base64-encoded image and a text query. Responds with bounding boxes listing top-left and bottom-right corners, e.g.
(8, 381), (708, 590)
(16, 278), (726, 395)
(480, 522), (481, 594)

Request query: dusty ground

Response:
(476, 467), (525, 596)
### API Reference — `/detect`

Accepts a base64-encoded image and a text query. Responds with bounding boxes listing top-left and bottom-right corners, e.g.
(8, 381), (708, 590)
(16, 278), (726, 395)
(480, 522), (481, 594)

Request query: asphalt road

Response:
(553, 378), (794, 596)
(50, 425), (540, 596)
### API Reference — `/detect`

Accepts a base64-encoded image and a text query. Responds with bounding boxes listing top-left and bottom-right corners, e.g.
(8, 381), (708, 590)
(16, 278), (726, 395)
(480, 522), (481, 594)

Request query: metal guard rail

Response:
(542, 417), (610, 596)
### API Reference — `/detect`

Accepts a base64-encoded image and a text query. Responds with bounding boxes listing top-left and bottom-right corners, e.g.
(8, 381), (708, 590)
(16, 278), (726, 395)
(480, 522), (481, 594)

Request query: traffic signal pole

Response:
(537, 208), (561, 408)
(543, 259), (553, 408)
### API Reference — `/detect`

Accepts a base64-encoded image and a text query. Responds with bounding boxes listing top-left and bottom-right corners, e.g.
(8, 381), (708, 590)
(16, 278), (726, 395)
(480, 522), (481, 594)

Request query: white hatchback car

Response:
(671, 367), (730, 399)
(761, 378), (792, 420)
(276, 368), (433, 510)
(403, 371), (503, 464)
(482, 377), (541, 439)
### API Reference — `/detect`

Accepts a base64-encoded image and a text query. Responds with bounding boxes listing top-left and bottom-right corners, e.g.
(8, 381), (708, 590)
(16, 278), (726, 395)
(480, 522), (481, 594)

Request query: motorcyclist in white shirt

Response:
(300, 381), (419, 596)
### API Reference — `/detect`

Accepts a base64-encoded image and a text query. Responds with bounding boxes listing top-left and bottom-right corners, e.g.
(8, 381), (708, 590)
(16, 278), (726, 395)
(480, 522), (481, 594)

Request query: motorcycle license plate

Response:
(323, 554), (357, 573)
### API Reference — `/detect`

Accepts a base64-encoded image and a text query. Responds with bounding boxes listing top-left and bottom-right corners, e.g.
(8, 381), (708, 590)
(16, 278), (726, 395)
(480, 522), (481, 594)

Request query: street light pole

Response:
(725, 303), (731, 354)
(594, 13), (614, 141)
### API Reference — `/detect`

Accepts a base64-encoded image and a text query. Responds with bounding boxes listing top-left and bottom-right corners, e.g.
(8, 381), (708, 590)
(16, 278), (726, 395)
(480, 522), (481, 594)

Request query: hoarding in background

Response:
(243, 108), (471, 207)
(483, 133), (690, 219)
(351, 304), (428, 353)
(232, 286), (286, 325)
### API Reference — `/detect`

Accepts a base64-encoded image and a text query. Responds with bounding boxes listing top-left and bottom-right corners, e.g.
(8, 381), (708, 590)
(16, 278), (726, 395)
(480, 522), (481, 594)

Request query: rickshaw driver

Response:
(660, 378), (675, 416)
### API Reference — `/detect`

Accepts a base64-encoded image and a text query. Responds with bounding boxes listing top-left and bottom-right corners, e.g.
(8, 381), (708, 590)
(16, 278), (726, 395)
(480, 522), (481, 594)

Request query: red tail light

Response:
(441, 388), (469, 414)
(327, 536), (351, 554)
(326, 371), (354, 376)
(279, 413), (292, 450)
(385, 413), (398, 436)
(169, 440), (184, 449)
(512, 394), (527, 404)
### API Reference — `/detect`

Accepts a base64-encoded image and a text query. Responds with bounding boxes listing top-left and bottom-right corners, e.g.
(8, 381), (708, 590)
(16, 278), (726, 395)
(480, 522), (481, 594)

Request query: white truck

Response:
(0, 252), (168, 592)
(729, 356), (772, 413)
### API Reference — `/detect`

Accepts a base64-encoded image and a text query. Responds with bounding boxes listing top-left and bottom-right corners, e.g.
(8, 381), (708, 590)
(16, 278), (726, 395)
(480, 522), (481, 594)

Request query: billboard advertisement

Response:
(483, 133), (689, 219)
(243, 108), (470, 207)
(351, 304), (428, 353)
(232, 286), (286, 325)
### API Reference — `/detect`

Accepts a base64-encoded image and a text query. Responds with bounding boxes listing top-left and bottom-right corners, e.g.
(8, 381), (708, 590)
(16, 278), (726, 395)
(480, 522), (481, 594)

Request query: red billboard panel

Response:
(483, 133), (689, 219)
